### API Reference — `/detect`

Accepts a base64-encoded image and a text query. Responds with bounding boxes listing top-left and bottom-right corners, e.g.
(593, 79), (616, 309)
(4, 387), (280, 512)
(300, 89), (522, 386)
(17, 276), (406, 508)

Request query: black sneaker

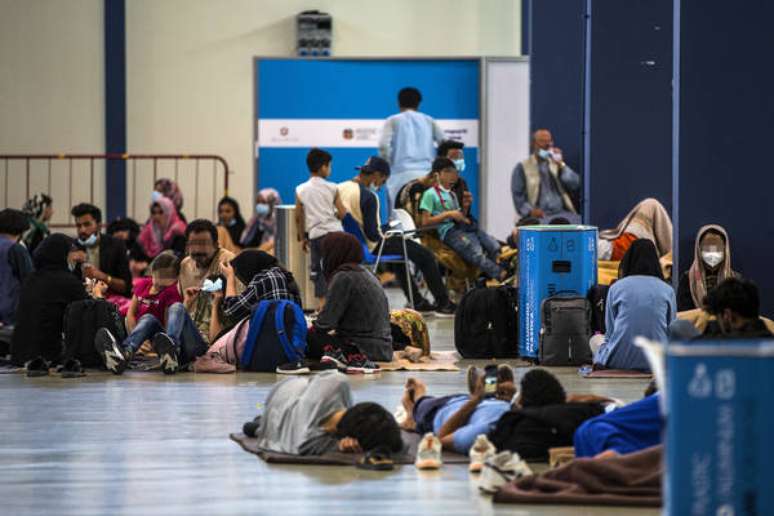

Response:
(320, 344), (347, 369)
(434, 301), (457, 318)
(344, 352), (380, 374)
(152, 333), (179, 375)
(412, 298), (436, 314)
(276, 361), (311, 375)
(94, 327), (130, 375)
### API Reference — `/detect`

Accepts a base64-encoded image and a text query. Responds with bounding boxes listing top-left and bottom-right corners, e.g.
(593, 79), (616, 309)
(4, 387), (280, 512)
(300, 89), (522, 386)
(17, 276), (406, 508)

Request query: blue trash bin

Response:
(518, 225), (598, 359)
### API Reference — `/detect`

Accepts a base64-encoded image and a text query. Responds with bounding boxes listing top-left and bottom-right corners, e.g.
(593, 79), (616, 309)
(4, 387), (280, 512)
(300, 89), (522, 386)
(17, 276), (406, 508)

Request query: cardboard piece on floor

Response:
(230, 430), (469, 466)
(376, 350), (461, 372)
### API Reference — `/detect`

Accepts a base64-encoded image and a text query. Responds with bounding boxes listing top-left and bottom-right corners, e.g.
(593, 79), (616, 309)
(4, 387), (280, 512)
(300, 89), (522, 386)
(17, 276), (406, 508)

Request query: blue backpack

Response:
(240, 300), (307, 372)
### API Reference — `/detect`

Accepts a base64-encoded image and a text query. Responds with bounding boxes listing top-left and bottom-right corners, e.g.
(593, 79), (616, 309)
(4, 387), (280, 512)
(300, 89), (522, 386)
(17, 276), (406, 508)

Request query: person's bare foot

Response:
(400, 378), (427, 431)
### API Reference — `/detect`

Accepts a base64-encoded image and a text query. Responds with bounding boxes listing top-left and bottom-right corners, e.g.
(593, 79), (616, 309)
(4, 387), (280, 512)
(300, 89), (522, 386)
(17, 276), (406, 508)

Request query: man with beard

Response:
(173, 219), (244, 371)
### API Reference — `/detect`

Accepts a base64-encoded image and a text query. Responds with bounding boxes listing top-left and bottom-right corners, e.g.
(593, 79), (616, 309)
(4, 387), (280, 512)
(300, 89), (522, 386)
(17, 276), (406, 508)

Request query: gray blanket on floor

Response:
(230, 430), (469, 465)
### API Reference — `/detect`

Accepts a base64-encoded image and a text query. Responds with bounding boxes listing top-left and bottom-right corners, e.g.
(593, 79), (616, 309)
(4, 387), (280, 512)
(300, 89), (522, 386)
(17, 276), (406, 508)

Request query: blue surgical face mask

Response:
(151, 191), (164, 203)
(453, 159), (466, 173)
(255, 203), (270, 216)
(537, 148), (551, 160)
(78, 233), (98, 248)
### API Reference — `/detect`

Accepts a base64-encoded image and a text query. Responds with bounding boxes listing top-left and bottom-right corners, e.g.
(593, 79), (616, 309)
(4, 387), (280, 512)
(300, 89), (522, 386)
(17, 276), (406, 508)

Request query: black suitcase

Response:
(454, 286), (519, 358)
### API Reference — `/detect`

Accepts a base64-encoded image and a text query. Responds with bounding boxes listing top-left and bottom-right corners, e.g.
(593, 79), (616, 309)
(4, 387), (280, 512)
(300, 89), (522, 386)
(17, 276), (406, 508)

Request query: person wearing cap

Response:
(379, 87), (446, 211)
(338, 156), (456, 316)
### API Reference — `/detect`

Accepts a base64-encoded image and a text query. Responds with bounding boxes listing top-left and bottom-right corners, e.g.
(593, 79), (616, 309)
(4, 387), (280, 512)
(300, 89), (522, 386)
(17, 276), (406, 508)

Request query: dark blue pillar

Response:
(676, 0), (774, 315)
(104, 0), (126, 222)
(521, 0), (530, 55)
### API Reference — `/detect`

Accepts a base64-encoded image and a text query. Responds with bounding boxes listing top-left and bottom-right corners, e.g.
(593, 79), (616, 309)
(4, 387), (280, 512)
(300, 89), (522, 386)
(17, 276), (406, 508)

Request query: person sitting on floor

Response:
(398, 365), (517, 455)
(676, 225), (738, 312)
(591, 240), (676, 372)
(247, 370), (403, 456)
(10, 234), (106, 368)
(154, 178), (186, 222)
(670, 277), (772, 340)
(338, 155), (456, 316)
(21, 193), (53, 254)
(217, 196), (246, 252)
(306, 232), (393, 372)
(597, 198), (672, 261)
(419, 158), (506, 282)
(219, 249), (302, 322)
(94, 251), (183, 374)
(68, 203), (132, 302)
(0, 209), (34, 327)
(107, 217), (150, 279)
(137, 195), (187, 259)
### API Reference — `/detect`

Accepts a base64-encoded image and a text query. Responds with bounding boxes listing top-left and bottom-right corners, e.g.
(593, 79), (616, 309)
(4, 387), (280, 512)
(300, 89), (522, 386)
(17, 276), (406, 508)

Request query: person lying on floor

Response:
(397, 365), (517, 455)
(486, 369), (609, 461)
(591, 240), (676, 372)
(574, 392), (662, 460)
(306, 232), (394, 373)
(245, 370), (403, 456)
(94, 251), (182, 374)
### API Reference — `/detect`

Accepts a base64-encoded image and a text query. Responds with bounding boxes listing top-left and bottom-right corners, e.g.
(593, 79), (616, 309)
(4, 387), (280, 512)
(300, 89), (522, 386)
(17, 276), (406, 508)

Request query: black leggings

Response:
(306, 327), (359, 359)
(377, 237), (449, 306)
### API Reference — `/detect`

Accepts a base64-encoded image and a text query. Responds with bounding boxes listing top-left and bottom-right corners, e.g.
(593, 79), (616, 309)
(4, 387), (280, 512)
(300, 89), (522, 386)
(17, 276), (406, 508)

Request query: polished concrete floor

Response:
(0, 291), (659, 516)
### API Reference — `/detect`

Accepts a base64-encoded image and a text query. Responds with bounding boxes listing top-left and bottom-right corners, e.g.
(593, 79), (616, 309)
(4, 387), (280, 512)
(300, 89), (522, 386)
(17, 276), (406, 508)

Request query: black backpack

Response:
(240, 300), (307, 372)
(488, 403), (605, 461)
(539, 295), (592, 366)
(454, 286), (519, 358)
(63, 299), (127, 367)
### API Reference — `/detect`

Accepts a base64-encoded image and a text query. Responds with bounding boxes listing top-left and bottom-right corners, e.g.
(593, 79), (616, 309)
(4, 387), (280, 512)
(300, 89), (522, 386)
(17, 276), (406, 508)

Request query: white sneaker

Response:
(469, 434), (496, 473)
(479, 451), (533, 494)
(415, 433), (443, 470)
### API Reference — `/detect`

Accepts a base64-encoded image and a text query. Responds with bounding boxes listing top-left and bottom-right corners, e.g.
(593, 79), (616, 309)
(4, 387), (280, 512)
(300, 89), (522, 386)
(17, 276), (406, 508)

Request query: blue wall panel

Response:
(587, 0), (673, 229)
(677, 0), (774, 315)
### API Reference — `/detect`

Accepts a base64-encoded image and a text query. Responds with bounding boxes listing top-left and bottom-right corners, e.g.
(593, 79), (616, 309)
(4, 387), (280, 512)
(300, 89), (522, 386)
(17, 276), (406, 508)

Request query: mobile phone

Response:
(484, 365), (498, 397)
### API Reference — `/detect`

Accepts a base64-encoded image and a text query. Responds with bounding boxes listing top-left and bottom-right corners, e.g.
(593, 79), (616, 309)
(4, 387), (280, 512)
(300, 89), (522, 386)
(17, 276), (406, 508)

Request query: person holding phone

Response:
(511, 129), (580, 224)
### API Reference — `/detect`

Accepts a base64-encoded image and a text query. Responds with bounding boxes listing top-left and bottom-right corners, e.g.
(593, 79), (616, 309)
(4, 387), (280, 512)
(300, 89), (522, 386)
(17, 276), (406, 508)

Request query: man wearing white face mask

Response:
(338, 156), (456, 316)
(511, 129), (580, 224)
(677, 225), (738, 312)
(68, 203), (131, 299)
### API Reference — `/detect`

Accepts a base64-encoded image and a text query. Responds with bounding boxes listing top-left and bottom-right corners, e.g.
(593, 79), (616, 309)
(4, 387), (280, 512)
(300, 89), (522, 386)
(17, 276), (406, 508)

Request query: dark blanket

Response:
(488, 403), (605, 461)
(230, 430), (469, 466)
(494, 445), (663, 507)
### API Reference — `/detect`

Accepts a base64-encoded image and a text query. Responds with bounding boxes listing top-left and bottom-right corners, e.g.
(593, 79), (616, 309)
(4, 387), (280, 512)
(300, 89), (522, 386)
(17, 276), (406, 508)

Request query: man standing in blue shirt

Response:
(379, 87), (445, 211)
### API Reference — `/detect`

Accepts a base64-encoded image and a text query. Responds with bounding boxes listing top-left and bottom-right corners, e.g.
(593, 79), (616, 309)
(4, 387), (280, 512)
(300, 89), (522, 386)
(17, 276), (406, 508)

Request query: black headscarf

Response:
(230, 249), (278, 286)
(618, 239), (664, 280)
(33, 234), (74, 271)
(321, 232), (364, 281)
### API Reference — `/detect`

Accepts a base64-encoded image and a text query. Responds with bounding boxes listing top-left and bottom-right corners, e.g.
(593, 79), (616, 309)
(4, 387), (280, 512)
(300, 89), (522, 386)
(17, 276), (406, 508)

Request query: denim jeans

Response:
(123, 303), (208, 365)
(443, 226), (502, 279)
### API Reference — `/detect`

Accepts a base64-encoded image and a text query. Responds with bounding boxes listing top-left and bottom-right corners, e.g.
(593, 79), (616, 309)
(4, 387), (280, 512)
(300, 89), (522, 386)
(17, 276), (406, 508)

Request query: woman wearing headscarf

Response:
(219, 249), (302, 323)
(307, 232), (392, 372)
(591, 240), (676, 372)
(10, 234), (93, 368)
(677, 225), (737, 312)
(21, 193), (53, 253)
(137, 195), (187, 259)
(241, 188), (281, 251)
(154, 178), (185, 221)
(597, 198), (673, 261)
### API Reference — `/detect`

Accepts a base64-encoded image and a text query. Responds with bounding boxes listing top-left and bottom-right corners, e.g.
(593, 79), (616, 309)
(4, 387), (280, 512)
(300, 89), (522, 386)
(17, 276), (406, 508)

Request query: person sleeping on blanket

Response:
(243, 370), (403, 456)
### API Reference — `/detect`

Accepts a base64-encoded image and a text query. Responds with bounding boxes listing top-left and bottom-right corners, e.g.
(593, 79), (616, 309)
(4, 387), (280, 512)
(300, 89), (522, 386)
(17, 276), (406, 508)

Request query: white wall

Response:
(126, 0), (522, 217)
(0, 0), (105, 226)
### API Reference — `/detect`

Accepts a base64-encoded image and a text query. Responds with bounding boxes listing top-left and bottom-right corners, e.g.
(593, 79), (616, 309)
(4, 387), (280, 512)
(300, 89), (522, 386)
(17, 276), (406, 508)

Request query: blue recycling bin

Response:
(518, 225), (598, 358)
(665, 340), (774, 515)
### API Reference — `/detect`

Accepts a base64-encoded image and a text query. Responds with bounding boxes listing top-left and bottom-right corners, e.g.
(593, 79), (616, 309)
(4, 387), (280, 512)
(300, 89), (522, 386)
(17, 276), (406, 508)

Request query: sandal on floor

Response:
(357, 449), (395, 471)
(26, 357), (50, 377)
(61, 358), (86, 379)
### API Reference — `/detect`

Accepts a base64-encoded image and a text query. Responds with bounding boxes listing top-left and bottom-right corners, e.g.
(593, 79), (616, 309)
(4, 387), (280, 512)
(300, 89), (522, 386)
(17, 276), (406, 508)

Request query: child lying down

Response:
(243, 370), (403, 456)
